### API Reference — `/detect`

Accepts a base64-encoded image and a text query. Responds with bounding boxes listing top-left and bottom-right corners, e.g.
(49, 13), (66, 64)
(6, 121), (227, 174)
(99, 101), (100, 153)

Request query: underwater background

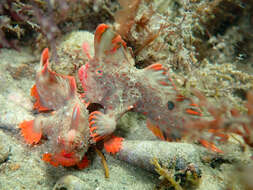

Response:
(0, 0), (253, 189)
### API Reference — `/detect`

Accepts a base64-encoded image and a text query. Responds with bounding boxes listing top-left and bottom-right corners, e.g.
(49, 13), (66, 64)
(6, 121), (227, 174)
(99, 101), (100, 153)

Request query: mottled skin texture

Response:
(79, 24), (201, 142)
(20, 49), (90, 167)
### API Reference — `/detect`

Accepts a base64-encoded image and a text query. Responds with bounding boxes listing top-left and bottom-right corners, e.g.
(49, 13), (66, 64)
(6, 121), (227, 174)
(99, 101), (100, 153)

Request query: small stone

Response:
(0, 145), (9, 164)
(8, 163), (20, 171)
(53, 175), (86, 190)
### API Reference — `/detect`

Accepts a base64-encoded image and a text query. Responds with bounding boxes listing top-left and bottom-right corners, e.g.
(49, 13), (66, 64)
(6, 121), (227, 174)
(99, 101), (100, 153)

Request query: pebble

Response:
(53, 175), (86, 190)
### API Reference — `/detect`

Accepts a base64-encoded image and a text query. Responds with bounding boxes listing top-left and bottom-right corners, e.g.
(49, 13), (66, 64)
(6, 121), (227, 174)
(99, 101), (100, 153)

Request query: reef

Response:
(0, 0), (253, 189)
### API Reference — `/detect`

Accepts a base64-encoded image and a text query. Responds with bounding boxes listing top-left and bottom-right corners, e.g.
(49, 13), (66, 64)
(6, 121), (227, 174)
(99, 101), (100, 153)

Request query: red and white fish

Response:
(19, 48), (90, 168)
(78, 24), (204, 153)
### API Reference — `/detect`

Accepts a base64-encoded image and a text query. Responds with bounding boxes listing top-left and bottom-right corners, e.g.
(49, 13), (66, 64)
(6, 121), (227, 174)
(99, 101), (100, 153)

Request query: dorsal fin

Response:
(143, 63), (176, 91)
(94, 24), (110, 58)
(40, 48), (52, 77)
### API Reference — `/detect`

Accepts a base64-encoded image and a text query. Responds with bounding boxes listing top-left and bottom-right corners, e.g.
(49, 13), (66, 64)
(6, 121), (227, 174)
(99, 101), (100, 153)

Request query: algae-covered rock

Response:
(113, 139), (251, 190)
(115, 141), (205, 173)
(0, 138), (9, 164)
(51, 31), (94, 77)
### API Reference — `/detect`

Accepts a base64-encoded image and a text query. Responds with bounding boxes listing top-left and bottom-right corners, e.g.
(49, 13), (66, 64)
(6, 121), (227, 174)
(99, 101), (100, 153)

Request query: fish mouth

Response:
(42, 150), (80, 167)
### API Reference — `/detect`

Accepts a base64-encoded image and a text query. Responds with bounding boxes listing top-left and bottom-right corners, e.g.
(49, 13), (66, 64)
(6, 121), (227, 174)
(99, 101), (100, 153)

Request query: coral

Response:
(0, 0), (118, 54)
(114, 0), (141, 38)
(175, 62), (253, 111)
(50, 31), (95, 85)
(114, 0), (177, 68)
(6, 63), (35, 80)
(95, 147), (109, 178)
(151, 157), (201, 190)
(151, 158), (183, 190)
(112, 0), (253, 83)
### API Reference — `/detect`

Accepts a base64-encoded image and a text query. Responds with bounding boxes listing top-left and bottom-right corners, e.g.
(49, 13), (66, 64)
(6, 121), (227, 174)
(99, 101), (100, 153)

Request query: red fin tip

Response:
(42, 150), (80, 167)
(95, 24), (109, 43)
(146, 63), (164, 71)
(104, 135), (124, 154)
(77, 155), (89, 169)
(199, 139), (223, 153)
(41, 48), (49, 66)
(19, 120), (42, 144)
(185, 108), (202, 116)
(146, 119), (166, 141)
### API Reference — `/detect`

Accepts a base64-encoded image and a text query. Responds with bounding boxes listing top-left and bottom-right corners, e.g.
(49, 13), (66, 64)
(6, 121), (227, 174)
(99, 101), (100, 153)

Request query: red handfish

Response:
(78, 24), (203, 153)
(19, 48), (90, 168)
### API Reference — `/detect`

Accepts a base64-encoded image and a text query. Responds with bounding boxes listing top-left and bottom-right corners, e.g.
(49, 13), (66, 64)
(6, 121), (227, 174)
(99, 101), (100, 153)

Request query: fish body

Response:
(79, 24), (202, 145)
(20, 48), (90, 168)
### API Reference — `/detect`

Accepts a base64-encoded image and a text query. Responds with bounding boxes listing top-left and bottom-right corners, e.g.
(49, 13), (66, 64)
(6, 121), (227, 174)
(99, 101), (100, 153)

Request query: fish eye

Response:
(167, 100), (175, 110)
(95, 68), (103, 76)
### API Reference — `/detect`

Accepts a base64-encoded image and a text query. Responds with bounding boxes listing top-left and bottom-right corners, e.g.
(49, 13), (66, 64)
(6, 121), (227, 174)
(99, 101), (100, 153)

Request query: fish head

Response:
(40, 100), (90, 168)
(56, 102), (90, 153)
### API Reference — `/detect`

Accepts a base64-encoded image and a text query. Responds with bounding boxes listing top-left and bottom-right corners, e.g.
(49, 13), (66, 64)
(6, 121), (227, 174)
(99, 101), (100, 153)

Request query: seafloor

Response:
(0, 0), (253, 190)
